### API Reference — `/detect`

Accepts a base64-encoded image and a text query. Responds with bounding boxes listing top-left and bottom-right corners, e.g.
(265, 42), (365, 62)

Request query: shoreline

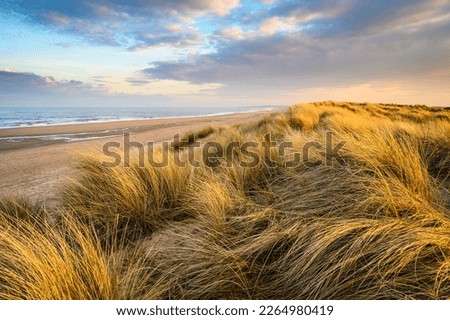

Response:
(0, 109), (283, 152)
(0, 109), (275, 204)
(0, 106), (281, 131)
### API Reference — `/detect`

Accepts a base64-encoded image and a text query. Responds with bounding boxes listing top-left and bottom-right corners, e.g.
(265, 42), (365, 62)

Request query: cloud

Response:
(0, 69), (95, 95)
(259, 16), (298, 36)
(214, 26), (248, 41)
(0, 69), (182, 107)
(130, 26), (205, 51)
(116, 74), (223, 95)
(238, 0), (450, 39)
(309, 0), (450, 37)
(0, 69), (222, 100)
(1, 0), (240, 47)
(143, 0), (450, 95)
(1, 0), (449, 107)
(0, 69), (108, 107)
(207, 0), (240, 16)
(267, 0), (348, 23)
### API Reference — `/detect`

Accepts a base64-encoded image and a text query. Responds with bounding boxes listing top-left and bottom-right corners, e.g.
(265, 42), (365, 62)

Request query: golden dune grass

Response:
(0, 101), (449, 299)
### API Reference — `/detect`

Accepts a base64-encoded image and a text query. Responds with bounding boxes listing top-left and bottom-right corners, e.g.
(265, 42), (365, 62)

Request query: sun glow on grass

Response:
(1, 102), (449, 299)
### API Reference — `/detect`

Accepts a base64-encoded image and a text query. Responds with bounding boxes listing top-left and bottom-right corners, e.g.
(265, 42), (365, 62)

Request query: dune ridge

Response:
(1, 101), (449, 299)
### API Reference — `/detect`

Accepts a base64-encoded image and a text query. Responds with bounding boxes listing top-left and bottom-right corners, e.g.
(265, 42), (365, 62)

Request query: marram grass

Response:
(1, 102), (449, 299)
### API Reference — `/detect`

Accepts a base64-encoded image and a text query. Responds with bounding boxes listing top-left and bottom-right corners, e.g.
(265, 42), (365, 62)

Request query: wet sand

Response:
(0, 110), (273, 205)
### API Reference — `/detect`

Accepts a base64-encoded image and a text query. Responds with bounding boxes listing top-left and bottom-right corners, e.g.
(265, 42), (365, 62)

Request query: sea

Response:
(0, 106), (279, 129)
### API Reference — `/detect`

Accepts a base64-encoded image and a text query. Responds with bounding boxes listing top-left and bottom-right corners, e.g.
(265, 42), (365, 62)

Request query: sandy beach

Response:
(0, 110), (273, 205)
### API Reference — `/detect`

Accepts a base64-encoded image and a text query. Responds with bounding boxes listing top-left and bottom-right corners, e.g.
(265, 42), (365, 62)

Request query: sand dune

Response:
(1, 102), (449, 300)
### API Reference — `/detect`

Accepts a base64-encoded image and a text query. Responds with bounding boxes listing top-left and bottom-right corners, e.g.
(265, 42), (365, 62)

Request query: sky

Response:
(0, 0), (449, 108)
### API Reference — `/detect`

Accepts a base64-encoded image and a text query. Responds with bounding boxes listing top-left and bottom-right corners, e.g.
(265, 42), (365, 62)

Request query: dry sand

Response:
(0, 111), (272, 205)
